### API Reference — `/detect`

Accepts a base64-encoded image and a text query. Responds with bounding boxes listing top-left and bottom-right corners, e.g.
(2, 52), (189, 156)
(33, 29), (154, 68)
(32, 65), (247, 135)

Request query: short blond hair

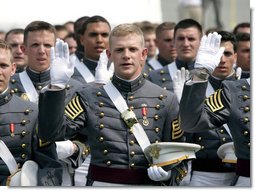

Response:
(109, 24), (145, 49)
(0, 40), (13, 63)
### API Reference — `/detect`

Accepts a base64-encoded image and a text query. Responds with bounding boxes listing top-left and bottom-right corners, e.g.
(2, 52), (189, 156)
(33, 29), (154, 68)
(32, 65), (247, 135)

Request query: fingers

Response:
(180, 67), (186, 81)
(236, 67), (242, 80)
(50, 47), (55, 64)
(63, 41), (69, 61)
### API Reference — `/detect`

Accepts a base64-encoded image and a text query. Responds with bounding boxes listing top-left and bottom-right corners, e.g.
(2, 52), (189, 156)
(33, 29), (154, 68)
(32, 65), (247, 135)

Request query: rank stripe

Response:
(205, 89), (224, 112)
(172, 118), (184, 140)
(65, 96), (84, 120)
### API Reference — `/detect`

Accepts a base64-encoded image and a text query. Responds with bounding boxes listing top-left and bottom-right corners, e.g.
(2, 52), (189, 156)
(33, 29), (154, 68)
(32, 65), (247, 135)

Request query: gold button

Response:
(155, 127), (160, 133)
(21, 130), (26, 136)
(243, 131), (249, 135)
(158, 95), (164, 100)
(37, 85), (42, 90)
(154, 114), (159, 120)
(10, 89), (15, 94)
(99, 123), (104, 129)
(11, 79), (16, 83)
(130, 151), (135, 157)
(220, 129), (224, 133)
(129, 140), (134, 145)
(222, 137), (226, 142)
(129, 106), (134, 110)
(97, 92), (102, 96)
(99, 102), (104, 107)
(14, 88), (18, 93)
(99, 137), (104, 142)
(241, 85), (247, 90)
(21, 119), (26, 125)
(130, 163), (135, 168)
(243, 117), (249, 123)
(201, 145), (204, 149)
(99, 112), (104, 118)
(243, 95), (249, 100)
(103, 149), (108, 155)
(129, 96), (134, 101)
(163, 87), (167, 90)
(106, 161), (111, 166)
(24, 109), (30, 115)
(248, 143), (250, 147)
(21, 154), (26, 159)
(21, 144), (26, 148)
(198, 137), (202, 141)
(244, 106), (250, 112)
(155, 104), (160, 110)
(161, 78), (166, 82)
(160, 70), (164, 74)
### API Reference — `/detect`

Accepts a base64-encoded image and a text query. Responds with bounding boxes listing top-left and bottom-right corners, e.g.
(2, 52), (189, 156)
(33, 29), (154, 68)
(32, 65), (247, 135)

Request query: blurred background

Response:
(0, 0), (250, 32)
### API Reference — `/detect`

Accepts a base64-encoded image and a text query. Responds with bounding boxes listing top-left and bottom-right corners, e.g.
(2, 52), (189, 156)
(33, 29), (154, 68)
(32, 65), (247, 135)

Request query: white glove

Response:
(173, 67), (190, 103)
(56, 140), (75, 159)
(195, 32), (225, 74)
(147, 165), (171, 181)
(50, 39), (74, 89)
(94, 50), (112, 85)
(236, 67), (242, 80)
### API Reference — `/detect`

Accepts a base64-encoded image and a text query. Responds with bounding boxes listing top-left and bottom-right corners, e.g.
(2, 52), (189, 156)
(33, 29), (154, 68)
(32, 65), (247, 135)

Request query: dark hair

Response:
(80, 15), (111, 35)
(217, 30), (237, 52)
(24, 21), (56, 45)
(233, 22), (250, 35)
(174, 19), (202, 38)
(235, 32), (250, 42)
(5, 28), (24, 41)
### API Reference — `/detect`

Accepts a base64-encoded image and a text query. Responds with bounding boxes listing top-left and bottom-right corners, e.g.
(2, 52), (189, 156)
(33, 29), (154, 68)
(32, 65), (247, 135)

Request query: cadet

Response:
(70, 15), (112, 84)
(148, 19), (202, 91)
(176, 31), (239, 186)
(8, 21), (85, 186)
(179, 32), (250, 186)
(0, 40), (62, 186)
(38, 23), (188, 186)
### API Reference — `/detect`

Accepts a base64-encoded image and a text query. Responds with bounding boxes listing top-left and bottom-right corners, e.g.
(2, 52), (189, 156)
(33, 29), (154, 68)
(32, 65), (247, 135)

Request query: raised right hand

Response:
(50, 39), (74, 89)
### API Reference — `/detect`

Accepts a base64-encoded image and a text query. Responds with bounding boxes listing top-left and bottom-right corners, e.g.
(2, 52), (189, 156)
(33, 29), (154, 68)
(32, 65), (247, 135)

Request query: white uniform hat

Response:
(9, 160), (38, 186)
(217, 142), (237, 164)
(144, 142), (201, 170)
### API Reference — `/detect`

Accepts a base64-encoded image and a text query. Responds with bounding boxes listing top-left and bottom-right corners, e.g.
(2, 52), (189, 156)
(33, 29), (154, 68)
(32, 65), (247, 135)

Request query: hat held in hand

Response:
(145, 142), (201, 170)
(217, 142), (237, 164)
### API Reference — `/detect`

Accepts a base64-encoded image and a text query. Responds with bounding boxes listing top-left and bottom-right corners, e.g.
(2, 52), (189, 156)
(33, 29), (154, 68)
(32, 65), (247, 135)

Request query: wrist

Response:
(193, 69), (209, 81)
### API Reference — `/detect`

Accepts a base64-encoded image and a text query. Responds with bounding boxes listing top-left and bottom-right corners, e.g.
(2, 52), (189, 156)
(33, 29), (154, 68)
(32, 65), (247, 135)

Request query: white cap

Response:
(9, 160), (38, 186)
(144, 142), (201, 169)
(217, 142), (237, 164)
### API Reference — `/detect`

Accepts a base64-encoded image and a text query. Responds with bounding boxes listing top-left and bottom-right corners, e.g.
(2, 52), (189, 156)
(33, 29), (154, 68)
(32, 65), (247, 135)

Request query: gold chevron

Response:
(172, 118), (184, 140)
(65, 96), (84, 120)
(205, 89), (224, 112)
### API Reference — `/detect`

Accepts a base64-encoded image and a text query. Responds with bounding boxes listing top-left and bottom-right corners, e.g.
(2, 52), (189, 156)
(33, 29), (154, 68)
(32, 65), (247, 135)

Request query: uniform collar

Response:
(175, 58), (195, 70)
(0, 88), (12, 106)
(209, 73), (237, 90)
(112, 74), (145, 93)
(82, 57), (98, 74)
(26, 67), (50, 83)
(157, 55), (174, 66)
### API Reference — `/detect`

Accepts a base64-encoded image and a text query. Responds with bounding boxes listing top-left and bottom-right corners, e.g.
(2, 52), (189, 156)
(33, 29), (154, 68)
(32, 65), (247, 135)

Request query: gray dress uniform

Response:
(9, 67), (85, 185)
(142, 55), (171, 78)
(148, 58), (195, 91)
(38, 74), (187, 185)
(184, 75), (237, 180)
(71, 57), (97, 84)
(9, 67), (83, 105)
(179, 78), (250, 182)
(0, 89), (62, 186)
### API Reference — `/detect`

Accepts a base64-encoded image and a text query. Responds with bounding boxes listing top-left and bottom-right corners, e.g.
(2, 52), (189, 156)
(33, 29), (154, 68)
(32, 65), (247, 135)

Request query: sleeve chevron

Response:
(205, 89), (224, 112)
(65, 96), (84, 120)
(172, 118), (184, 140)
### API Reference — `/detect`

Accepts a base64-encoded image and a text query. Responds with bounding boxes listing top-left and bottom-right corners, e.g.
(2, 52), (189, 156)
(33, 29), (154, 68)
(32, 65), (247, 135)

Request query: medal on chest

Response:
(141, 104), (149, 126)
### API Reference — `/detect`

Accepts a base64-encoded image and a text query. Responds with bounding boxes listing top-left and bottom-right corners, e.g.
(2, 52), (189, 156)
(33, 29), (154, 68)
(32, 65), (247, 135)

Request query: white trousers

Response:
(188, 171), (236, 186)
(74, 154), (91, 186)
